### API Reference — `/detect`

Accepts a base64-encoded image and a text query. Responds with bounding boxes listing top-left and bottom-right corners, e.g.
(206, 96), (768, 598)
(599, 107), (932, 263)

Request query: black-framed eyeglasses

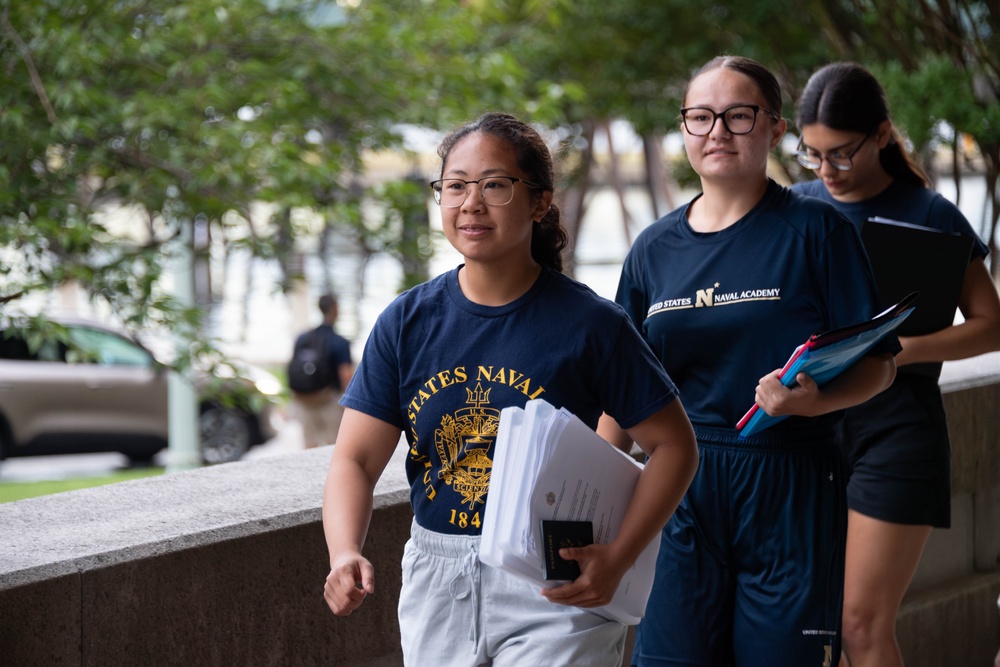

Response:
(429, 176), (541, 208)
(679, 104), (779, 136)
(795, 133), (871, 171)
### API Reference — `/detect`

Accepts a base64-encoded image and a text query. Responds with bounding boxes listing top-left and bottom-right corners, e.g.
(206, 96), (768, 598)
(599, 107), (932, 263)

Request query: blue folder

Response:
(736, 293), (917, 438)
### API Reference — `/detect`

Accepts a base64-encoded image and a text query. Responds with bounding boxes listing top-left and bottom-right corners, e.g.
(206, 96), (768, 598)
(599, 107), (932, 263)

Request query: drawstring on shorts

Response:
(448, 544), (482, 650)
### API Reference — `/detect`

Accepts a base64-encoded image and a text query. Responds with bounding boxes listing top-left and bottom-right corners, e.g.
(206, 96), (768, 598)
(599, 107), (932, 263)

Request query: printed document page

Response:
(480, 399), (660, 625)
(530, 411), (659, 625)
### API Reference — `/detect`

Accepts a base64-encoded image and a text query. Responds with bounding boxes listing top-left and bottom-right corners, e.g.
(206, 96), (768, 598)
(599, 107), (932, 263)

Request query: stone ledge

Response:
(898, 572), (1000, 667)
(941, 356), (1000, 495)
(0, 445), (409, 590)
(0, 445), (413, 667)
(940, 350), (1000, 392)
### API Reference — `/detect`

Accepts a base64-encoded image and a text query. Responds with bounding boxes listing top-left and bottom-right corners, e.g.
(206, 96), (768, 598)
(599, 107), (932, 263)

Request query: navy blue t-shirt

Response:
(793, 178), (988, 379)
(342, 267), (679, 535)
(617, 180), (898, 432)
(793, 178), (988, 262)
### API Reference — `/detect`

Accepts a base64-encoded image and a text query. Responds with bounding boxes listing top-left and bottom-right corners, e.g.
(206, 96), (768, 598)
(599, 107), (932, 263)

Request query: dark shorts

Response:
(838, 373), (951, 528)
(633, 426), (846, 667)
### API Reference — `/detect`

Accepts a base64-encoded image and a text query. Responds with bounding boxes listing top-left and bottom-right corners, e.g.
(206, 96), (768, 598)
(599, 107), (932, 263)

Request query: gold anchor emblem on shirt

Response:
(435, 382), (499, 510)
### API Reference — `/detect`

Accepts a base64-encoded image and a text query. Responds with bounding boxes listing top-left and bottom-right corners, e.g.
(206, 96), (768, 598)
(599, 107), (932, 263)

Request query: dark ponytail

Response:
(530, 206), (566, 272)
(796, 62), (930, 188)
(437, 112), (568, 272)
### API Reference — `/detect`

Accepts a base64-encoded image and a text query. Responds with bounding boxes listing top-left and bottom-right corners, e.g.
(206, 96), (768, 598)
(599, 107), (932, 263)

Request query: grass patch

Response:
(0, 467), (165, 504)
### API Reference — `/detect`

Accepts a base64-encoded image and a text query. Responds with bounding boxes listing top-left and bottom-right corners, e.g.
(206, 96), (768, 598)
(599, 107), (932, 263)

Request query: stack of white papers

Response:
(480, 398), (660, 625)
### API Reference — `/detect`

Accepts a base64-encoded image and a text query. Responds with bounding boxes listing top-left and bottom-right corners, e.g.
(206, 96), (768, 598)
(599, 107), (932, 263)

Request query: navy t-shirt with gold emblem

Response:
(341, 266), (679, 535)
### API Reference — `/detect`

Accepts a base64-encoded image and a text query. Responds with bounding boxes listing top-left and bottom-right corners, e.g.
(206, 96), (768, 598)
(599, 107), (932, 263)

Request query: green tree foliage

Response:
(0, 0), (404, 331)
(3, 0), (998, 343)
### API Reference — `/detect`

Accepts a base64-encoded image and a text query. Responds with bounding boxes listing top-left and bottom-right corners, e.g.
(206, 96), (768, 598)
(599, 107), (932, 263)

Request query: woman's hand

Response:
(538, 542), (629, 608)
(321, 410), (401, 618)
(324, 551), (375, 616)
(754, 352), (895, 418)
(754, 369), (822, 418)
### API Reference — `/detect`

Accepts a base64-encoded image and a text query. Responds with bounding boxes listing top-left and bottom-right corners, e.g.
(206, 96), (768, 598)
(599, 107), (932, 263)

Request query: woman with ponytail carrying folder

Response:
(793, 62), (1000, 667)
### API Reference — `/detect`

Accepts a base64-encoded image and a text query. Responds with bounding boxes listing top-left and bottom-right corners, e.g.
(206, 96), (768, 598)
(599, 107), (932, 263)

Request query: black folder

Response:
(861, 217), (973, 336)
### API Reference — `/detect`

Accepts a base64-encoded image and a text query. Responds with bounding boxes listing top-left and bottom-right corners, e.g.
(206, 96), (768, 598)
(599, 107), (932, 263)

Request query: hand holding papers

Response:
(480, 399), (659, 625)
(736, 293), (917, 438)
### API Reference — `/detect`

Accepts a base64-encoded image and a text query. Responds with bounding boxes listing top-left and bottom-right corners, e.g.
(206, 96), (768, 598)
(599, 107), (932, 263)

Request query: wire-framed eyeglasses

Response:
(680, 105), (779, 136)
(795, 133), (871, 171)
(429, 176), (541, 208)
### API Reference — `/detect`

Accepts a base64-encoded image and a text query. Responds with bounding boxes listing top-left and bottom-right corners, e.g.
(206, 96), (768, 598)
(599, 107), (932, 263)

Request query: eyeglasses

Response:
(679, 105), (778, 136)
(795, 133), (871, 171)
(429, 176), (541, 208)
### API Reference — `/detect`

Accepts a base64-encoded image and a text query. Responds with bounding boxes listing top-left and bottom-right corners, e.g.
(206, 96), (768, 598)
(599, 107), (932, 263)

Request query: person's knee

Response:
(841, 600), (893, 651)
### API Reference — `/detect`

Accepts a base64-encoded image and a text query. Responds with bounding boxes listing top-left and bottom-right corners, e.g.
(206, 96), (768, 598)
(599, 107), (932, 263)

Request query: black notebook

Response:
(539, 520), (593, 581)
(861, 217), (973, 336)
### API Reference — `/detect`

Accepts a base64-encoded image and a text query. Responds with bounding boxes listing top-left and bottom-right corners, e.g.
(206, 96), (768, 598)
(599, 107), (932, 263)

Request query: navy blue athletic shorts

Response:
(837, 372), (951, 528)
(632, 426), (846, 667)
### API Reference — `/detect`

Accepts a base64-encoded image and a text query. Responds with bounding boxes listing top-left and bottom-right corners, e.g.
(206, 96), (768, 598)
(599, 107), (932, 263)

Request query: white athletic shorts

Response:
(398, 520), (626, 667)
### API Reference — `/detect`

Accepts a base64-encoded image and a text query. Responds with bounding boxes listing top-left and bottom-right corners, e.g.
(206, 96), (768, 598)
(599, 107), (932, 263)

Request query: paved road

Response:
(0, 412), (306, 484)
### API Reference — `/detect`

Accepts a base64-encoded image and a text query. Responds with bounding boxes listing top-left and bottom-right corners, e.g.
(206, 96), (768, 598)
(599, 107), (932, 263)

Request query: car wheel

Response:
(126, 454), (158, 468)
(199, 405), (252, 464)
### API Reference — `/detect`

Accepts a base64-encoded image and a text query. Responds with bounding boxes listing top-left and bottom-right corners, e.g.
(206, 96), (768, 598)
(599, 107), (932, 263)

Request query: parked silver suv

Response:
(0, 316), (281, 465)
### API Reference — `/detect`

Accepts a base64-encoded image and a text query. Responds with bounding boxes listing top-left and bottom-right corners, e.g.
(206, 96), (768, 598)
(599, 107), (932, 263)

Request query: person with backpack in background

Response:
(289, 293), (354, 448)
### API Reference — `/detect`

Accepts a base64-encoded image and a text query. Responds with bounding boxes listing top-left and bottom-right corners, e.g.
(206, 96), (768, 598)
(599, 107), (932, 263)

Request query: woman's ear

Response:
(532, 190), (554, 222)
(876, 119), (894, 149)
(769, 117), (788, 150)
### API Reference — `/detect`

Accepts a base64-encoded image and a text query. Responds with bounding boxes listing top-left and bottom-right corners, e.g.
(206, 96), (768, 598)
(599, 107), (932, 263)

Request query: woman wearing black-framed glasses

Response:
(793, 62), (1000, 667)
(599, 56), (898, 667)
(795, 131), (870, 172)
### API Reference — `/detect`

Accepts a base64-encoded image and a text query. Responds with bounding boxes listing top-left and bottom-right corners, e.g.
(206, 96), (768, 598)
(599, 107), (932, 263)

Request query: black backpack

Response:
(287, 328), (333, 394)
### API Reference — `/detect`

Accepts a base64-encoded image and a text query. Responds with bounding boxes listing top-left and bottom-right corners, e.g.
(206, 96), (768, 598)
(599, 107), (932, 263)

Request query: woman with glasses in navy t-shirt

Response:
(600, 56), (899, 666)
(321, 112), (698, 667)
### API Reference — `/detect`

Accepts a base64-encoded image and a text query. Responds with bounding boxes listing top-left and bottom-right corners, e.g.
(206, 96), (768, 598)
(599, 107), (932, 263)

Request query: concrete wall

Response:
(0, 447), (412, 667)
(897, 355), (1000, 667)
(2, 356), (999, 666)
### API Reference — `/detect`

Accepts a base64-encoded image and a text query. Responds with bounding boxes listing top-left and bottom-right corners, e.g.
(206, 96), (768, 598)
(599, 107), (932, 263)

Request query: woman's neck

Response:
(688, 177), (769, 233)
(458, 259), (542, 307)
(833, 171), (894, 204)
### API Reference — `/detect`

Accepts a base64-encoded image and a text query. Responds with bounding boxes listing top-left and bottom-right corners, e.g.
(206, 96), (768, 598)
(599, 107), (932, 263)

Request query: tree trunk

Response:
(603, 120), (634, 247)
(980, 142), (1000, 280)
(559, 120), (596, 278)
(642, 132), (675, 220)
(951, 138), (961, 207)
